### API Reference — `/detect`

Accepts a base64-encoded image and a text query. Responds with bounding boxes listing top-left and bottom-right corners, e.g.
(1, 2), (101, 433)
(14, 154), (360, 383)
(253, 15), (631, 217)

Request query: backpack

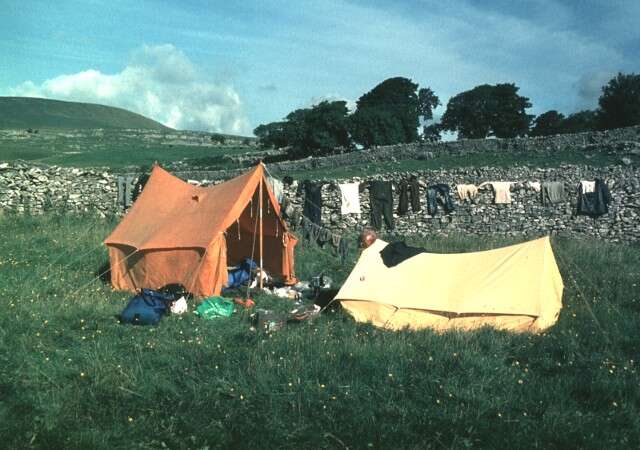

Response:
(120, 289), (173, 325)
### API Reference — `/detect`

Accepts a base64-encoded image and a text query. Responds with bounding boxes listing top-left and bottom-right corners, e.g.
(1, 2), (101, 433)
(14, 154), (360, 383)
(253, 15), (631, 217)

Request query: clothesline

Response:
(263, 164), (352, 264)
(264, 164), (613, 252)
(263, 164), (348, 242)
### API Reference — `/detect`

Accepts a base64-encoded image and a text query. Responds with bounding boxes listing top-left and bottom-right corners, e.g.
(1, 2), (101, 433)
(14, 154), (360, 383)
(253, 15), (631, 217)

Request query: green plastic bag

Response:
(194, 296), (235, 319)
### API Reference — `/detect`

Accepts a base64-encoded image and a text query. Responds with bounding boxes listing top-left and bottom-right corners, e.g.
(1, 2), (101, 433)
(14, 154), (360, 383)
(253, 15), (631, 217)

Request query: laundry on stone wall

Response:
(479, 181), (514, 204)
(397, 176), (421, 215)
(426, 184), (455, 216)
(577, 178), (611, 217)
(339, 182), (361, 215)
(269, 170), (615, 265)
(367, 180), (395, 231)
(541, 182), (565, 205)
(456, 184), (479, 201)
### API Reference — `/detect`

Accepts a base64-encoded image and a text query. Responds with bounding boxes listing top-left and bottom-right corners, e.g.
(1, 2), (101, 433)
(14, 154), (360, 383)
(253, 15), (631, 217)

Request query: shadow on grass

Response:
(95, 260), (111, 284)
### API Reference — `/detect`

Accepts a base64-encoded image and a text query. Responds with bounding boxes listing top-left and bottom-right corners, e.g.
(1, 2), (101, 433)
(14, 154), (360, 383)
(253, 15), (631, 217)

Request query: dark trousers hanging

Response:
(303, 182), (323, 225)
(369, 181), (394, 230)
(426, 184), (455, 216)
(397, 182), (409, 215)
(397, 179), (421, 215)
(409, 179), (421, 212)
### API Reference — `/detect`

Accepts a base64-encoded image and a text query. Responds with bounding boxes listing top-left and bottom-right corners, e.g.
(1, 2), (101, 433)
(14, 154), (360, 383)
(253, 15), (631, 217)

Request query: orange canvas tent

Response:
(104, 163), (297, 297)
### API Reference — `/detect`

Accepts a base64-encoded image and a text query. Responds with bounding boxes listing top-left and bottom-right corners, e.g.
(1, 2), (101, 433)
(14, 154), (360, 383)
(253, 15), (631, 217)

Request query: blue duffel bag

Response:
(120, 288), (173, 325)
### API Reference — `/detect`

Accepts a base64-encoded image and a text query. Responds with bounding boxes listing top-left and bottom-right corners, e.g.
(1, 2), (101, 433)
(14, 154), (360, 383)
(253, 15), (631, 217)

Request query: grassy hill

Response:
(0, 97), (171, 130)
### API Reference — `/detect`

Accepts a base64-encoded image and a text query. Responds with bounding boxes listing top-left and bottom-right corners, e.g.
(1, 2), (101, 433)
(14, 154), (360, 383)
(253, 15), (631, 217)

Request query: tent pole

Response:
(259, 174), (264, 290)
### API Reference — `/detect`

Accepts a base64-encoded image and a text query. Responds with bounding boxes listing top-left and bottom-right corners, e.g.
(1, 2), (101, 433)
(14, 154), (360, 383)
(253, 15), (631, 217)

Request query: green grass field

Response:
(1, 213), (639, 449)
(0, 129), (254, 170)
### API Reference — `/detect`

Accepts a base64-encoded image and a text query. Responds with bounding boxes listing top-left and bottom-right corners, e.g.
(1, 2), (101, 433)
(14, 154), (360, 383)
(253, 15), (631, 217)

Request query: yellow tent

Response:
(336, 237), (563, 332)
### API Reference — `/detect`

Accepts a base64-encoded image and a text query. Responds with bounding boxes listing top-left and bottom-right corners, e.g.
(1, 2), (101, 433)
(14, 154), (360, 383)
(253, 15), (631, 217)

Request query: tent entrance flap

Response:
(224, 180), (298, 285)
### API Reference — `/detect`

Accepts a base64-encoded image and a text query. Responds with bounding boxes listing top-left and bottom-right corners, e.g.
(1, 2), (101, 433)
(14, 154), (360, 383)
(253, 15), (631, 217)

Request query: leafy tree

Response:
(418, 87), (440, 122)
(562, 110), (598, 134)
(598, 72), (640, 129)
(530, 110), (566, 136)
(422, 123), (442, 142)
(350, 77), (429, 147)
(349, 108), (406, 148)
(441, 83), (533, 139)
(418, 87), (441, 141)
(284, 101), (351, 158)
(253, 122), (289, 149)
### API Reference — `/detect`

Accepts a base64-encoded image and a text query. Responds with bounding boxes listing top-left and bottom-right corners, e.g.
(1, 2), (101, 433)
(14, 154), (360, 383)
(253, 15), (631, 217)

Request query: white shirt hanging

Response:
(339, 182), (361, 215)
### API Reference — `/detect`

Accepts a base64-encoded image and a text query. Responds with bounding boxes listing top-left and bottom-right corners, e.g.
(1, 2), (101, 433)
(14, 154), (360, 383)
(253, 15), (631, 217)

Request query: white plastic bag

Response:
(170, 296), (188, 315)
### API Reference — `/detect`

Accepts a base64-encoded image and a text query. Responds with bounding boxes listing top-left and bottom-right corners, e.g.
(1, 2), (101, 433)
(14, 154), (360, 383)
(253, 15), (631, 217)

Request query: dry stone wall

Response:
(2, 125), (640, 243)
(161, 125), (640, 181)
(1, 161), (639, 244)
(0, 162), (117, 216)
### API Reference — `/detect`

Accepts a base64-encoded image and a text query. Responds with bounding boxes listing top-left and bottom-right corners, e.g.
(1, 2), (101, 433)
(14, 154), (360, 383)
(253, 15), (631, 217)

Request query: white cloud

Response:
(9, 44), (250, 134)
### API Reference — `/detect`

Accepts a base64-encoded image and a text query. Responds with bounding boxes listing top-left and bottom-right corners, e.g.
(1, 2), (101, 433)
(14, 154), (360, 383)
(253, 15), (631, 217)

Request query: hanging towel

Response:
(339, 182), (361, 215)
(541, 182), (565, 205)
(580, 180), (596, 194)
(456, 184), (478, 201)
(479, 182), (513, 204)
(527, 181), (541, 192)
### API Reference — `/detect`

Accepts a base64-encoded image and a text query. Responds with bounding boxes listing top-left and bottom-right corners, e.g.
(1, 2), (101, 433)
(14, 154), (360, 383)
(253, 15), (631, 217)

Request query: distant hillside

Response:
(0, 97), (171, 131)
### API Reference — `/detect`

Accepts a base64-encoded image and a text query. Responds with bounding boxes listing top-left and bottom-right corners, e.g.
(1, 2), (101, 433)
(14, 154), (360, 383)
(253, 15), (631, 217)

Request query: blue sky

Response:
(2, 0), (639, 134)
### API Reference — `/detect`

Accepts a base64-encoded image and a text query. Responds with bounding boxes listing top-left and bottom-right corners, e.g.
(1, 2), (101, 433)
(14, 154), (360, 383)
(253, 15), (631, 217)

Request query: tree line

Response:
(254, 72), (640, 158)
